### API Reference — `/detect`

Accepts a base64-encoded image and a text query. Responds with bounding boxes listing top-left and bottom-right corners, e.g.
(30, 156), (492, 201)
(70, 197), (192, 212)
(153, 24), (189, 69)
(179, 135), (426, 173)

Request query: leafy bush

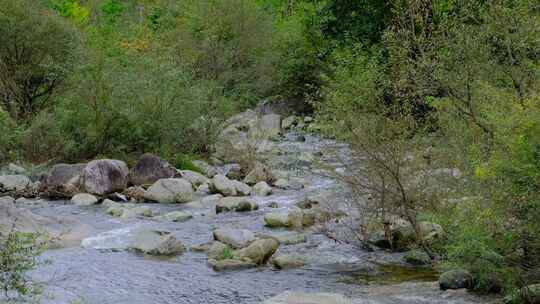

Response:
(0, 229), (48, 301)
(0, 0), (81, 122)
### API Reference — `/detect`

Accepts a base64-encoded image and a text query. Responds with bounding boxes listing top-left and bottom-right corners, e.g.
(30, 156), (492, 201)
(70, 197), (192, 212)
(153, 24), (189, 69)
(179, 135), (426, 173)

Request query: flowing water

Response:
(20, 132), (496, 304)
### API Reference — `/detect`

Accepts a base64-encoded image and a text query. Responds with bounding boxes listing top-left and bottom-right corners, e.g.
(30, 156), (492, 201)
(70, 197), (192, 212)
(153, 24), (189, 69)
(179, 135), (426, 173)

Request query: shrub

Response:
(0, 229), (48, 301)
(0, 0), (81, 122)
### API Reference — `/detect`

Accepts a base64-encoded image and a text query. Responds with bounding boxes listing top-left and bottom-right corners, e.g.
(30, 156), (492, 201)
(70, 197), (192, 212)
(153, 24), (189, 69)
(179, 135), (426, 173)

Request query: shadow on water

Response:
(338, 264), (439, 286)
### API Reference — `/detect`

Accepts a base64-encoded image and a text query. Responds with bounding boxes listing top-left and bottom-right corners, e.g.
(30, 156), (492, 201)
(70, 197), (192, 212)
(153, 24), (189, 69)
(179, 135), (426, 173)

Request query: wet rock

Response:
(201, 194), (223, 207)
(144, 178), (194, 203)
(264, 208), (304, 228)
(129, 229), (185, 255)
(259, 114), (281, 138)
(233, 180), (251, 196)
(266, 202), (279, 208)
(224, 163), (243, 180)
(106, 206), (125, 217)
(156, 211), (192, 222)
(102, 199), (120, 208)
(121, 206), (153, 219)
(207, 241), (229, 259)
(0, 175), (31, 192)
(274, 232), (307, 245)
(71, 193), (98, 206)
(82, 159), (129, 195)
(273, 179), (289, 189)
(192, 160), (218, 178)
(244, 162), (274, 185)
(263, 292), (352, 304)
(253, 181), (272, 196)
(439, 269), (473, 290)
(281, 115), (296, 130)
(272, 254), (306, 269)
(128, 153), (178, 186)
(40, 163), (85, 197)
(196, 183), (211, 194)
(211, 174), (238, 196)
(234, 238), (279, 265)
(180, 170), (210, 188)
(209, 259), (256, 271)
(123, 186), (147, 203)
(7, 163), (26, 174)
(215, 197), (258, 213)
(213, 228), (255, 249)
(404, 250), (432, 265)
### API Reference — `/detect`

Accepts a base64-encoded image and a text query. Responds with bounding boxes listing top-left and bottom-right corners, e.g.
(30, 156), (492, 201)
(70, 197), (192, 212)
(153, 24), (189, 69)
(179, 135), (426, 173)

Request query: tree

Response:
(0, 0), (80, 122)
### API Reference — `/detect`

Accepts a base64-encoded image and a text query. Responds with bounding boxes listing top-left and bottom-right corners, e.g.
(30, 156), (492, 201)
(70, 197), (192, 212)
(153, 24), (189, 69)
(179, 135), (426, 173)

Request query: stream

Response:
(20, 131), (497, 304)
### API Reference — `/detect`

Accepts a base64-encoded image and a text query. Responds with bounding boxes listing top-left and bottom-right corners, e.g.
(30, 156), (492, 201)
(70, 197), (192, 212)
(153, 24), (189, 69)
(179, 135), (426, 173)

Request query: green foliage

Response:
(0, 0), (81, 122)
(0, 230), (47, 300)
(172, 154), (202, 173)
(219, 246), (235, 260)
(49, 0), (90, 24)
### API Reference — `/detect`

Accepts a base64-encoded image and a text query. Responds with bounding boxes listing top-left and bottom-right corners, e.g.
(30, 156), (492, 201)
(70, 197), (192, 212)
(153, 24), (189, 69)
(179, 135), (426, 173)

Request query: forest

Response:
(0, 0), (539, 303)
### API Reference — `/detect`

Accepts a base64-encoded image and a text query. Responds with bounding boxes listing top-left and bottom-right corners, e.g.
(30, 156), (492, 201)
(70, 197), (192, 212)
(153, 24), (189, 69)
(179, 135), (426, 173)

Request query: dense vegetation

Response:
(0, 0), (538, 302)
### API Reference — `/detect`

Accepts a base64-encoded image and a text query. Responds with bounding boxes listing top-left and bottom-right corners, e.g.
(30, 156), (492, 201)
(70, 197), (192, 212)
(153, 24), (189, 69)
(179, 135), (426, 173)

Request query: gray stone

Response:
(144, 178), (194, 203)
(253, 181), (272, 196)
(404, 250), (432, 266)
(272, 254), (306, 269)
(216, 197), (258, 213)
(234, 238), (279, 265)
(156, 211), (192, 222)
(181, 170), (210, 188)
(207, 241), (229, 259)
(233, 180), (251, 196)
(211, 175), (237, 196)
(40, 163), (85, 197)
(128, 153), (178, 186)
(439, 269), (473, 290)
(244, 163), (274, 185)
(82, 159), (129, 195)
(263, 292), (352, 304)
(0, 175), (31, 192)
(129, 229), (185, 255)
(71, 193), (98, 206)
(121, 206), (153, 218)
(209, 259), (256, 271)
(7, 163), (26, 174)
(281, 116), (297, 130)
(213, 228), (255, 249)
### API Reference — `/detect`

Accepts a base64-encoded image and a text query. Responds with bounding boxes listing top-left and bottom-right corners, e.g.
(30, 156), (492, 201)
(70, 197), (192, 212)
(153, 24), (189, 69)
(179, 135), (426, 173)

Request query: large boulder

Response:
(128, 229), (185, 255)
(258, 114), (281, 138)
(144, 178), (194, 203)
(39, 163), (86, 197)
(82, 159), (129, 195)
(71, 193), (99, 206)
(0, 175), (31, 192)
(234, 238), (279, 265)
(213, 228), (255, 249)
(439, 269), (473, 290)
(263, 208), (305, 228)
(263, 292), (352, 304)
(391, 220), (444, 251)
(211, 175), (238, 196)
(244, 162), (274, 185)
(128, 154), (178, 186)
(272, 254), (306, 269)
(233, 180), (251, 196)
(215, 197), (258, 213)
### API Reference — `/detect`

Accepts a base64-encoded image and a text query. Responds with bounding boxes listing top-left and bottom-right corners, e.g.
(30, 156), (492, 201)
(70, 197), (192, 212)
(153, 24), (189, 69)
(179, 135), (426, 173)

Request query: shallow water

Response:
(22, 132), (496, 304)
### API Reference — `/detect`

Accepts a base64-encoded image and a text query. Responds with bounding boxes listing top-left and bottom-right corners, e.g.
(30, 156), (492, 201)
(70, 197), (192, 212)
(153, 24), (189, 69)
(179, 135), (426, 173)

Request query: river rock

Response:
(0, 175), (31, 192)
(213, 228), (255, 249)
(233, 180), (251, 196)
(263, 292), (351, 304)
(404, 250), (431, 265)
(156, 211), (192, 222)
(71, 193), (99, 206)
(121, 206), (153, 218)
(392, 220), (444, 251)
(192, 160), (218, 178)
(259, 114), (281, 138)
(180, 170), (210, 188)
(128, 229), (185, 255)
(196, 183), (211, 194)
(209, 259), (256, 271)
(211, 175), (237, 196)
(123, 186), (147, 203)
(244, 163), (274, 185)
(102, 199), (120, 208)
(273, 179), (289, 189)
(253, 181), (272, 196)
(129, 153), (178, 186)
(234, 238), (279, 265)
(7, 163), (26, 174)
(40, 163), (86, 197)
(144, 178), (194, 203)
(281, 116), (296, 130)
(272, 254), (306, 269)
(215, 197), (258, 213)
(207, 241), (229, 259)
(439, 269), (473, 290)
(264, 208), (304, 228)
(200, 194), (223, 207)
(273, 232), (307, 245)
(82, 159), (129, 195)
